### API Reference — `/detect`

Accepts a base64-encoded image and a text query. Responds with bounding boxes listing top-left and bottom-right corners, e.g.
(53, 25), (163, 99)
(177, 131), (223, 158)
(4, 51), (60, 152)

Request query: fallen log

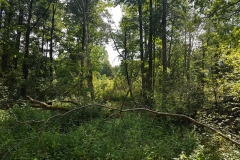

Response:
(10, 99), (240, 146)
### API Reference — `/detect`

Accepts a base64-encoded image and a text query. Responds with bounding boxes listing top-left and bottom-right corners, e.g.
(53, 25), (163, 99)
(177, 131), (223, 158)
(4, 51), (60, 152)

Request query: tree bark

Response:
(161, 0), (167, 106)
(49, 4), (56, 83)
(147, 0), (154, 107)
(1, 2), (13, 74)
(21, 0), (33, 98)
(162, 0), (167, 74)
(123, 30), (133, 97)
(138, 0), (146, 98)
(83, 0), (94, 100)
(14, 6), (23, 70)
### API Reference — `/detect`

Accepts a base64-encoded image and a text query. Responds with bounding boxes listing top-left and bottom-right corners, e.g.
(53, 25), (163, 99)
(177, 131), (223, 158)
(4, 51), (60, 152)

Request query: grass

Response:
(0, 105), (239, 159)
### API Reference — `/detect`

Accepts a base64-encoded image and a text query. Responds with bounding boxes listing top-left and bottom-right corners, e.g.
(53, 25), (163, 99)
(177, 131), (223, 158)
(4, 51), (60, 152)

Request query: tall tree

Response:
(147, 0), (154, 106)
(49, 4), (56, 83)
(21, 0), (33, 97)
(161, 0), (167, 106)
(14, 1), (24, 70)
(76, 0), (95, 100)
(137, 0), (147, 99)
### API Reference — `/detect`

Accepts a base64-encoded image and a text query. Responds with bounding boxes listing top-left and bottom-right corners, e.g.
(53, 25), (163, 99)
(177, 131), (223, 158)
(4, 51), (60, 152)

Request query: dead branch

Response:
(27, 96), (69, 111)
(121, 108), (240, 146)
(61, 100), (79, 106)
(10, 100), (240, 146)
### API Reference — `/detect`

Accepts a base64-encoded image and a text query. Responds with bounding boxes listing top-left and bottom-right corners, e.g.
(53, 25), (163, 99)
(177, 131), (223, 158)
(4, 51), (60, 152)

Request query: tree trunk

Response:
(138, 0), (146, 98)
(124, 30), (133, 97)
(83, 0), (94, 100)
(0, 7), (2, 30)
(168, 28), (173, 69)
(187, 33), (192, 81)
(14, 7), (23, 70)
(1, 3), (13, 74)
(161, 0), (167, 106)
(21, 0), (33, 98)
(184, 28), (187, 78)
(147, 0), (154, 107)
(162, 0), (167, 74)
(184, 29), (191, 81)
(49, 4), (56, 83)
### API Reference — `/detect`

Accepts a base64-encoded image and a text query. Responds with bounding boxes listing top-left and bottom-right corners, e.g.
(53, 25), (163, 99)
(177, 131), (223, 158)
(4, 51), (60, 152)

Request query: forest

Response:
(0, 0), (240, 159)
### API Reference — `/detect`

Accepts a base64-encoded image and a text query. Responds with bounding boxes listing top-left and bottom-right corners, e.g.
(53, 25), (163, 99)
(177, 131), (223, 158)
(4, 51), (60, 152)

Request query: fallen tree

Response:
(8, 96), (240, 146)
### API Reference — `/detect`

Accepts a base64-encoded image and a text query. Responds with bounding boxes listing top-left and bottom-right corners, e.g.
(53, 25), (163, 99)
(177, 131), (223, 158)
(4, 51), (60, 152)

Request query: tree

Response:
(161, 0), (167, 106)
(137, 0), (146, 99)
(49, 4), (56, 82)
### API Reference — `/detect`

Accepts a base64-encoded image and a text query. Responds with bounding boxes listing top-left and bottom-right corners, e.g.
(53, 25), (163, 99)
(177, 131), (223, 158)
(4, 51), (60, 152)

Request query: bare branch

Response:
(27, 96), (69, 111)
(10, 99), (240, 146)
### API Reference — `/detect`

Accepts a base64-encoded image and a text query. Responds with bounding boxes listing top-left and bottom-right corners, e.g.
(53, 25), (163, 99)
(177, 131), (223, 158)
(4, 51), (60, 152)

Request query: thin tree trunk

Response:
(124, 30), (133, 97)
(21, 0), (33, 98)
(49, 4), (56, 83)
(41, 24), (45, 55)
(138, 0), (146, 98)
(1, 2), (13, 73)
(161, 0), (167, 106)
(162, 0), (167, 74)
(83, 0), (94, 100)
(184, 28), (187, 78)
(0, 7), (6, 76)
(147, 0), (154, 107)
(15, 7), (23, 70)
(168, 28), (173, 69)
(187, 33), (192, 81)
(153, 0), (157, 88)
(79, 36), (84, 93)
(200, 39), (206, 105)
(0, 7), (2, 30)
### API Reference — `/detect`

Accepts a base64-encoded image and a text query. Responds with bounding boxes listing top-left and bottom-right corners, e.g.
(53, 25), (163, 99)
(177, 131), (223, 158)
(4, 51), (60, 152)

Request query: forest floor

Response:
(0, 101), (240, 159)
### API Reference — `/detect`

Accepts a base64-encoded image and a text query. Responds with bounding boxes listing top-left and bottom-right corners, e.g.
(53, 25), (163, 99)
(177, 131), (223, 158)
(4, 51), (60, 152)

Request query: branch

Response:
(208, 0), (240, 18)
(11, 101), (240, 146)
(121, 108), (240, 146)
(26, 96), (69, 111)
(61, 100), (79, 105)
(30, 0), (54, 31)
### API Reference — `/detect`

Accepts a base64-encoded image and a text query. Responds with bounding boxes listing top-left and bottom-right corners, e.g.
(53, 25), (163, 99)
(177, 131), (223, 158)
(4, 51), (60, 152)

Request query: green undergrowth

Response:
(0, 105), (239, 159)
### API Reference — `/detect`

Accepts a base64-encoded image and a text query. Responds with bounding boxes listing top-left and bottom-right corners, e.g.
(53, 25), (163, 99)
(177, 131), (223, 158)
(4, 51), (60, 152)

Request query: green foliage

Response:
(176, 133), (240, 160)
(94, 74), (114, 100)
(99, 61), (113, 77)
(1, 0), (240, 159)
(0, 106), (200, 159)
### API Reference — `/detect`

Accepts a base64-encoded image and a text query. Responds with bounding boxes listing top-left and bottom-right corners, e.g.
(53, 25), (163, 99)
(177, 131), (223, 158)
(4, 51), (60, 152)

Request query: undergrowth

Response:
(0, 105), (239, 159)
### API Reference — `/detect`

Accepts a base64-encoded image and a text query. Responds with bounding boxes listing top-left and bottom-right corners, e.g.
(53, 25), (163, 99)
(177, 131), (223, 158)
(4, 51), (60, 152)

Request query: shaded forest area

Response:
(0, 0), (240, 159)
